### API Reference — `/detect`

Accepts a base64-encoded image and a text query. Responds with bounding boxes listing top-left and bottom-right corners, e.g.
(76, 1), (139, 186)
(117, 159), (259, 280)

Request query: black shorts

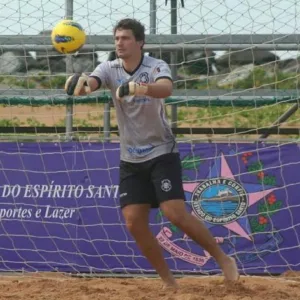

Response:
(119, 153), (185, 209)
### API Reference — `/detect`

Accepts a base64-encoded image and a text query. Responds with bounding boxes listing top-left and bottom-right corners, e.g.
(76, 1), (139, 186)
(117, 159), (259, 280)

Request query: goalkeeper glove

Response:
(65, 73), (91, 96)
(116, 82), (148, 100)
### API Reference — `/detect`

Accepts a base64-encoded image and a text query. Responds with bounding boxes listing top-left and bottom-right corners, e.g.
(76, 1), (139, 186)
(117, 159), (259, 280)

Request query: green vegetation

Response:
(168, 103), (299, 129)
(0, 117), (23, 127)
(226, 68), (300, 90)
(0, 73), (66, 89)
(178, 67), (300, 90)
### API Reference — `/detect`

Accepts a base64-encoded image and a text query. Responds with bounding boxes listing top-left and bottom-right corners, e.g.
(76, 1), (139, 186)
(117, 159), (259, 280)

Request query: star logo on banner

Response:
(183, 152), (276, 240)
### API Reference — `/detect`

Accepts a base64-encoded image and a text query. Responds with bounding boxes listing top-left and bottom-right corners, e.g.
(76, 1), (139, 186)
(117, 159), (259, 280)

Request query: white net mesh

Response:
(0, 0), (299, 282)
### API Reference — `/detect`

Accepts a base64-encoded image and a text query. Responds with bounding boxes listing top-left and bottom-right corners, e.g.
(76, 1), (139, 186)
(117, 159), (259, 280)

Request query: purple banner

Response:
(0, 142), (299, 275)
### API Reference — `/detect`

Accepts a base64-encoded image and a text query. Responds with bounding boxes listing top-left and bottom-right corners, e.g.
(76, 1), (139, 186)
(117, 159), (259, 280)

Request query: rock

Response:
(108, 51), (117, 61)
(149, 50), (216, 75)
(216, 50), (280, 69)
(33, 51), (98, 73)
(217, 63), (254, 87)
(71, 53), (98, 73)
(0, 51), (35, 74)
(35, 56), (66, 73)
(279, 58), (300, 73)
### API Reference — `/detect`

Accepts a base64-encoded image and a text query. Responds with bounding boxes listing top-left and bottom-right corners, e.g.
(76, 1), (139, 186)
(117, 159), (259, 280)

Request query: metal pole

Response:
(149, 1), (157, 59)
(5, 44), (300, 51)
(103, 103), (111, 142)
(150, 0), (157, 34)
(170, 0), (178, 129)
(171, 0), (177, 34)
(65, 0), (74, 141)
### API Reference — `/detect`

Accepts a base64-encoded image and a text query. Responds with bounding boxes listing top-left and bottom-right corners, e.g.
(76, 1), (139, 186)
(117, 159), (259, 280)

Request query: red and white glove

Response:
(65, 73), (91, 96)
(116, 82), (148, 100)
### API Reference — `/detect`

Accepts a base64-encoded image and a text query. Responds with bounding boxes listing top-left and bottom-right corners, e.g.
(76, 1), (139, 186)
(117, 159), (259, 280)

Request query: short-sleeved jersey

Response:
(89, 55), (177, 163)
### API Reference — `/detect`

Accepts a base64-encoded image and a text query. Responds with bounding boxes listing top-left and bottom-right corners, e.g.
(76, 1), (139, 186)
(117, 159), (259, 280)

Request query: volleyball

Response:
(51, 20), (86, 54)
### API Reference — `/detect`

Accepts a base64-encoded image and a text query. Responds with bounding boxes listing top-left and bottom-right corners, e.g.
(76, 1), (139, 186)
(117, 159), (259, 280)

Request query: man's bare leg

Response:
(160, 200), (239, 281)
(122, 204), (178, 288)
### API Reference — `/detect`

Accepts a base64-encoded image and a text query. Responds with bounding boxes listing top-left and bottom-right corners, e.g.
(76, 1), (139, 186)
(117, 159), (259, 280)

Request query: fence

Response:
(1, 32), (300, 141)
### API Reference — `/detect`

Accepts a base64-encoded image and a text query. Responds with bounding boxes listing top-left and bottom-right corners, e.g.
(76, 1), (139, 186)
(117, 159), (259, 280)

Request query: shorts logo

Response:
(161, 179), (172, 192)
(191, 178), (248, 225)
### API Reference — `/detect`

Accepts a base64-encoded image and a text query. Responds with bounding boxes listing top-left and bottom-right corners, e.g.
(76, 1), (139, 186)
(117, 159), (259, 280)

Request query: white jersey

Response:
(90, 55), (177, 163)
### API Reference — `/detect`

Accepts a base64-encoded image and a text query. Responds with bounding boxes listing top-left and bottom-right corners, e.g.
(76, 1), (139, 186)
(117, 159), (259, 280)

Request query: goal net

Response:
(0, 0), (299, 279)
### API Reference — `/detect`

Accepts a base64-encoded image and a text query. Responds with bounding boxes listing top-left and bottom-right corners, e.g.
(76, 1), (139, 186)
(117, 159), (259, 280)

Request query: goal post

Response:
(0, 0), (299, 277)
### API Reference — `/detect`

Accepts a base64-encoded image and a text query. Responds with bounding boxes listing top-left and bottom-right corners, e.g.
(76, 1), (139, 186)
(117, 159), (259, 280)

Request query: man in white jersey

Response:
(65, 18), (239, 288)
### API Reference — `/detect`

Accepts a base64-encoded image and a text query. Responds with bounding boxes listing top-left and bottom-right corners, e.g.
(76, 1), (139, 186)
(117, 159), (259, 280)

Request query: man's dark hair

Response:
(113, 18), (145, 44)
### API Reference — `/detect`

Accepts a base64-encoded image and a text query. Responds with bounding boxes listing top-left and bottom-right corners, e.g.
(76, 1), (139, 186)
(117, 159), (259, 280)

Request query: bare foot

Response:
(162, 281), (179, 291)
(222, 256), (239, 282)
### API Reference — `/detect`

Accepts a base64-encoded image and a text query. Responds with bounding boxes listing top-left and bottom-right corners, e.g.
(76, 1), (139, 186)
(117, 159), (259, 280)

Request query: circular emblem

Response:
(138, 72), (149, 83)
(191, 178), (248, 225)
(161, 179), (172, 192)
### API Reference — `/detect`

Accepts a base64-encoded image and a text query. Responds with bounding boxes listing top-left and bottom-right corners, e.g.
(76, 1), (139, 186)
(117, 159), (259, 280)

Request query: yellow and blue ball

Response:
(51, 20), (86, 54)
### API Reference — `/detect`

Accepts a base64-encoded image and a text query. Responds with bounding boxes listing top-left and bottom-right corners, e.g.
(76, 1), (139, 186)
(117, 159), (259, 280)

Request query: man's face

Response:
(114, 29), (143, 59)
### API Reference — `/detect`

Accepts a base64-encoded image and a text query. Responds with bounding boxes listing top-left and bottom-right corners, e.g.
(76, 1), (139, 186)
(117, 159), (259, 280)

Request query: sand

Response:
(0, 272), (299, 300)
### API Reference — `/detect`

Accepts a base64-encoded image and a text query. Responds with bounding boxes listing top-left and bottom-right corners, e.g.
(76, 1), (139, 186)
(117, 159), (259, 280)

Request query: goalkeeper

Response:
(65, 18), (239, 289)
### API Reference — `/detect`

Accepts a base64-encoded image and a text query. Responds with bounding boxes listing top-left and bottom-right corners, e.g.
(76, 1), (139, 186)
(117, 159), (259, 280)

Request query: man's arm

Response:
(88, 77), (101, 93)
(65, 73), (101, 96)
(116, 78), (173, 100)
(145, 78), (173, 98)
(65, 61), (110, 96)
